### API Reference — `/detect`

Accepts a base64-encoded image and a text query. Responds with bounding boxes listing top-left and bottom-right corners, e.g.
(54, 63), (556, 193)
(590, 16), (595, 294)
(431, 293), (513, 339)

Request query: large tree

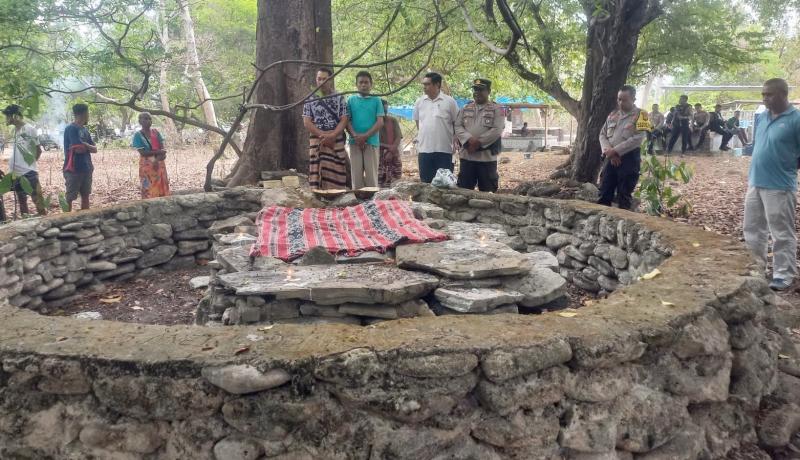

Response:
(226, 0), (333, 186)
(463, 0), (764, 182)
(461, 0), (661, 182)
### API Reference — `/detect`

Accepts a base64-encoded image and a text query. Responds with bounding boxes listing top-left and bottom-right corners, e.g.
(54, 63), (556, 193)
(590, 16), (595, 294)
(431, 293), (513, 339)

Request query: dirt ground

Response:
(51, 266), (208, 326)
(0, 146), (237, 216)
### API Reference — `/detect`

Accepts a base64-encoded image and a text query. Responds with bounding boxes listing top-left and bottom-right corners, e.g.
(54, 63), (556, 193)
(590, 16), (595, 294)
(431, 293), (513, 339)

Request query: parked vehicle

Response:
(39, 134), (59, 151)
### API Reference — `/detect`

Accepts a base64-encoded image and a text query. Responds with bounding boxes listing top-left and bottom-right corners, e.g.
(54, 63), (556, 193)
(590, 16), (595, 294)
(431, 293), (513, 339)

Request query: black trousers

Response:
(598, 150), (640, 210)
(457, 159), (498, 192)
(667, 120), (692, 153)
(418, 152), (454, 183)
(697, 123), (733, 150)
(647, 128), (668, 154)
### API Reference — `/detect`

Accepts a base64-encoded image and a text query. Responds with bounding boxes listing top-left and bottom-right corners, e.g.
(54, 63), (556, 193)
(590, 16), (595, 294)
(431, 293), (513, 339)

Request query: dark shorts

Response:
(12, 170), (41, 196)
(64, 171), (93, 201)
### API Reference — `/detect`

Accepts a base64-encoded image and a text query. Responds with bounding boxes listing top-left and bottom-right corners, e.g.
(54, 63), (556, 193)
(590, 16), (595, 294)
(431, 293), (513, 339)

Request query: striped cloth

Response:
(308, 133), (349, 189)
(250, 200), (448, 261)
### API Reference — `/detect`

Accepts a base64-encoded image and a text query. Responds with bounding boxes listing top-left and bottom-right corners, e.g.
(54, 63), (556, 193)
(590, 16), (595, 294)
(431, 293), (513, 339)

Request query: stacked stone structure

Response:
(0, 183), (795, 458)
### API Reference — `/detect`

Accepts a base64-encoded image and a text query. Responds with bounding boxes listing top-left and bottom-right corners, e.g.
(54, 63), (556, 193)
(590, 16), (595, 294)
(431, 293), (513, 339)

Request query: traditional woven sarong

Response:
(308, 133), (348, 189)
(250, 200), (448, 261)
(379, 116), (403, 187)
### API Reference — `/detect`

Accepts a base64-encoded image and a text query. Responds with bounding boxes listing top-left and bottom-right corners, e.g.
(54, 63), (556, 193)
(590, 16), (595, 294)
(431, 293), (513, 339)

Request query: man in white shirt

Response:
(412, 72), (458, 183)
(2, 104), (45, 215)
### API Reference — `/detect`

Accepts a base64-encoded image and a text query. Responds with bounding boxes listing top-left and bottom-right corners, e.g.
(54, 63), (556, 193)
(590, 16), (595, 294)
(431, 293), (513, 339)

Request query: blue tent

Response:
(387, 95), (546, 120)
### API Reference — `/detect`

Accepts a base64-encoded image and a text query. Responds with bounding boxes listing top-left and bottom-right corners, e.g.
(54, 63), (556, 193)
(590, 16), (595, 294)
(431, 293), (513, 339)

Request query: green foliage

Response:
(636, 153), (694, 217)
(632, 0), (767, 85)
(0, 173), (11, 194)
(57, 192), (69, 212)
(0, 0), (789, 129)
(0, 172), (32, 196)
(331, 0), (553, 105)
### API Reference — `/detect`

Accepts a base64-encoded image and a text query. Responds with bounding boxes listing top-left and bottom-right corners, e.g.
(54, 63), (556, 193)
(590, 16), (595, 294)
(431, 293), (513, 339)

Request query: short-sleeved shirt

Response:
(749, 106), (800, 191)
(347, 95), (384, 146)
(132, 129), (165, 152)
(726, 117), (740, 130)
(63, 123), (95, 173)
(454, 102), (505, 162)
(598, 107), (647, 156)
(302, 93), (347, 132)
(9, 124), (40, 174)
(413, 92), (458, 154)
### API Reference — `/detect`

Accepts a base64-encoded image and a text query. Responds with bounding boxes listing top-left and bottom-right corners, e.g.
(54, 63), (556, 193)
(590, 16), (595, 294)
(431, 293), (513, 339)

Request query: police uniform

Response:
(598, 106), (647, 210)
(454, 79), (505, 192)
(668, 101), (694, 153)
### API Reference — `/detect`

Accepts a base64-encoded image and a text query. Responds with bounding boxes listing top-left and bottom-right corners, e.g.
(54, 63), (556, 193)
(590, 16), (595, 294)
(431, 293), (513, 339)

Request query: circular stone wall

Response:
(0, 184), (787, 459)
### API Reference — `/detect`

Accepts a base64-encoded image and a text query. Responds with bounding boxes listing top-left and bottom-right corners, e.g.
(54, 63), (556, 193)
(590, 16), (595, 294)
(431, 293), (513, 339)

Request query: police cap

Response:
(471, 78), (491, 91)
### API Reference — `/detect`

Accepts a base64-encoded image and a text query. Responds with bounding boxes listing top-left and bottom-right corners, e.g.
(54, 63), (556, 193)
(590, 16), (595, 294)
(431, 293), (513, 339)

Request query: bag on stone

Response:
(431, 168), (457, 188)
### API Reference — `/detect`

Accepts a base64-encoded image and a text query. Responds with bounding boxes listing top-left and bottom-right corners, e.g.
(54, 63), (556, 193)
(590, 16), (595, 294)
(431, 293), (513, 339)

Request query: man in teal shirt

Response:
(347, 71), (384, 188)
(744, 78), (800, 290)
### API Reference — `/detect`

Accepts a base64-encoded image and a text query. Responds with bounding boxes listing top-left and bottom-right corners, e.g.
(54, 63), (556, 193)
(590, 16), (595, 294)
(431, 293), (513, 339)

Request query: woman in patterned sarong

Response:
(303, 68), (350, 189)
(379, 99), (403, 187)
(131, 112), (170, 198)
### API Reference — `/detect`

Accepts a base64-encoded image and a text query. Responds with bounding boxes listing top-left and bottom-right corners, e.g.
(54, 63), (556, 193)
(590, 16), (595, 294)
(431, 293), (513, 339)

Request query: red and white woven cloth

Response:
(250, 200), (448, 261)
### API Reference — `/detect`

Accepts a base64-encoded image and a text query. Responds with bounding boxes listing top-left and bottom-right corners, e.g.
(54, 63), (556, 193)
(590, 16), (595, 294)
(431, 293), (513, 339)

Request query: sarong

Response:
(139, 157), (170, 198)
(308, 133), (348, 189)
(379, 117), (403, 187)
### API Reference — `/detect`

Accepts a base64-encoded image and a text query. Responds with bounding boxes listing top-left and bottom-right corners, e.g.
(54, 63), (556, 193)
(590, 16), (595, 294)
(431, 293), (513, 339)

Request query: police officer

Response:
(598, 85), (647, 210)
(667, 94), (694, 154)
(454, 78), (505, 192)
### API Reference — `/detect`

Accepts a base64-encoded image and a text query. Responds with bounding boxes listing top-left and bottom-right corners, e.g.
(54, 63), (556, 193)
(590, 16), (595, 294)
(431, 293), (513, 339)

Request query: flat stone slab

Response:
(441, 221), (509, 243)
(217, 233), (257, 246)
(73, 311), (103, 320)
(396, 239), (530, 279)
(502, 266), (567, 307)
(190, 276), (210, 289)
(411, 202), (445, 219)
(526, 251), (559, 271)
(209, 215), (255, 234)
(434, 287), (524, 313)
(216, 246), (285, 273)
(218, 265), (439, 305)
(336, 251), (390, 264)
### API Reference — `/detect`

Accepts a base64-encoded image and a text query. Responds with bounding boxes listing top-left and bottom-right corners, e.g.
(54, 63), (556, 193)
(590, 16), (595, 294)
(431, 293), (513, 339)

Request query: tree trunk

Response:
(157, 0), (180, 142)
(228, 0), (332, 186)
(178, 0), (218, 129)
(119, 107), (132, 132)
(570, 3), (655, 183)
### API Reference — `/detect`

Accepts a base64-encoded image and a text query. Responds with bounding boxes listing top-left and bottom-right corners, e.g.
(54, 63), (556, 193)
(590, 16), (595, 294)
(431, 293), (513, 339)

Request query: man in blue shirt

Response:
(743, 78), (800, 290)
(346, 71), (384, 189)
(63, 103), (97, 211)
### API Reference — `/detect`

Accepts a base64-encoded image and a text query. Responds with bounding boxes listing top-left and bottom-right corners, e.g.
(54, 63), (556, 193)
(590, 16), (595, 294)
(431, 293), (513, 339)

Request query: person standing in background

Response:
(413, 72), (458, 183)
(378, 99), (403, 187)
(131, 112), (170, 198)
(63, 103), (96, 211)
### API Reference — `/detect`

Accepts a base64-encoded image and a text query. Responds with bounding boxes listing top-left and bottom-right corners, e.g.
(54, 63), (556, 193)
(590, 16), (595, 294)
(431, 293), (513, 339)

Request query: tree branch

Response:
(458, 0), (517, 55)
(504, 51), (580, 116)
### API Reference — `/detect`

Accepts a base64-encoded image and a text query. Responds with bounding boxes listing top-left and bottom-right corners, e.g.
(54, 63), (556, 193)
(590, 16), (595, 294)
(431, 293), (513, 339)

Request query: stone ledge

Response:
(0, 185), (782, 459)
